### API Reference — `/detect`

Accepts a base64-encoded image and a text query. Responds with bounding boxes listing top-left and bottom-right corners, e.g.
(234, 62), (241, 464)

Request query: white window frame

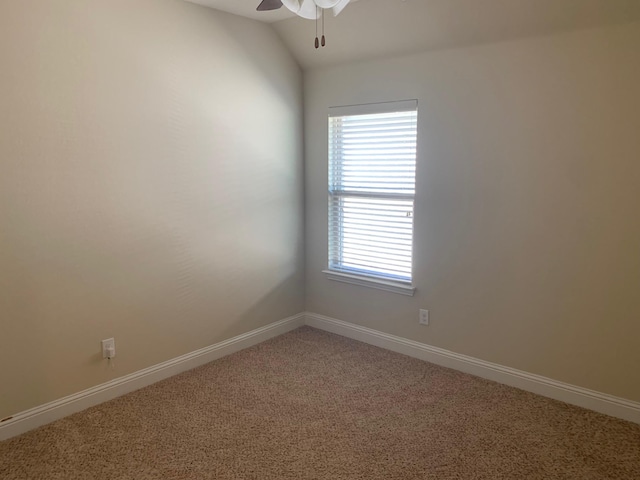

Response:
(324, 100), (418, 296)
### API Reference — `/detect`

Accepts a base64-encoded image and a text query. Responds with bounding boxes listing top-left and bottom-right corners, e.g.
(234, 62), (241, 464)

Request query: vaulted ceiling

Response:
(185, 0), (640, 69)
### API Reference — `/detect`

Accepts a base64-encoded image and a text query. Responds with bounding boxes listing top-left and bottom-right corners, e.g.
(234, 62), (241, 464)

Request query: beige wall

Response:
(304, 22), (640, 402)
(0, 0), (304, 419)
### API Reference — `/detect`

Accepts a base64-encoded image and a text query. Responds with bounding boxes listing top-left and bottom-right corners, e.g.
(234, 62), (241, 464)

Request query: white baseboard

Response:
(305, 312), (640, 425)
(0, 313), (305, 441)
(4, 310), (637, 442)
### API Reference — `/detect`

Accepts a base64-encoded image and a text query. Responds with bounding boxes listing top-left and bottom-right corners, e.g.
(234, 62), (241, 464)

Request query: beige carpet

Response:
(1, 327), (639, 479)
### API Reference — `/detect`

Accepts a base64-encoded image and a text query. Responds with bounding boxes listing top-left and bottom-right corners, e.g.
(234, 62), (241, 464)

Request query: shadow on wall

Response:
(0, 0), (304, 419)
(175, 1), (302, 113)
(214, 271), (306, 344)
(0, 269), (304, 421)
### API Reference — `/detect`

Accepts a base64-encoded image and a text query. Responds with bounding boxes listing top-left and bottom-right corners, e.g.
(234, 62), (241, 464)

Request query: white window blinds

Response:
(328, 100), (418, 284)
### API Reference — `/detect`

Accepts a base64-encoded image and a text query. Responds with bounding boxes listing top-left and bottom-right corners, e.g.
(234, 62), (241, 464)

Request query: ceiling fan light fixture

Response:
(298, 0), (321, 19)
(258, 0), (353, 47)
(281, 0), (350, 18)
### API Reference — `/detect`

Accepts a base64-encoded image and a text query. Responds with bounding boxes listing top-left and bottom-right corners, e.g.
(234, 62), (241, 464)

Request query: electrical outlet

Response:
(419, 309), (429, 326)
(101, 338), (116, 359)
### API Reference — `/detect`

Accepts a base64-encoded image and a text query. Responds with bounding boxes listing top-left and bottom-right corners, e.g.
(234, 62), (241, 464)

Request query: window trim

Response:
(325, 100), (418, 295)
(323, 269), (416, 296)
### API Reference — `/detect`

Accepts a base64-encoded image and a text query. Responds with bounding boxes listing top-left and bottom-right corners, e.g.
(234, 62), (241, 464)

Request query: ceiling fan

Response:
(257, 0), (352, 47)
(257, 0), (350, 17)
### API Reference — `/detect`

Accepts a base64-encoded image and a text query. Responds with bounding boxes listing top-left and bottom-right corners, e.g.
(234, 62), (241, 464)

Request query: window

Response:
(325, 100), (418, 296)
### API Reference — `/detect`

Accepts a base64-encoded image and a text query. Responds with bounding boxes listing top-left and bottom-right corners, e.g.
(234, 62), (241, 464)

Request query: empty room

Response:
(1, 0), (639, 478)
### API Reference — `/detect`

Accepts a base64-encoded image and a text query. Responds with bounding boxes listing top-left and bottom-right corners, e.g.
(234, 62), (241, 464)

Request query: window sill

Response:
(322, 270), (416, 296)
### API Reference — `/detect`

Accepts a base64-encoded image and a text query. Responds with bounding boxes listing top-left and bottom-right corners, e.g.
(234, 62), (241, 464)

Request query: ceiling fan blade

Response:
(332, 0), (350, 16)
(281, 0), (301, 14)
(314, 0), (341, 8)
(257, 0), (283, 11)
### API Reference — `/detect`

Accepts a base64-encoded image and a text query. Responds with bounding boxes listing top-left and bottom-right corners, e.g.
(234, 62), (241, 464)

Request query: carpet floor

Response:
(1, 326), (639, 479)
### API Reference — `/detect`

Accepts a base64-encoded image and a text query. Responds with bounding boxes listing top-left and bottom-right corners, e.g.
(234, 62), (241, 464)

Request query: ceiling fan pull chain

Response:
(321, 8), (326, 47)
(315, 5), (320, 48)
(257, 0), (353, 51)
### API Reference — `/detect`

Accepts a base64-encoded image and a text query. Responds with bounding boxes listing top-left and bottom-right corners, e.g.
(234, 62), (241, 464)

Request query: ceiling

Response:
(185, 0), (640, 69)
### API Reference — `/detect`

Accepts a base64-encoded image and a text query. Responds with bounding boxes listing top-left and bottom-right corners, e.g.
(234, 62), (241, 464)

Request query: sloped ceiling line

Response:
(186, 0), (640, 69)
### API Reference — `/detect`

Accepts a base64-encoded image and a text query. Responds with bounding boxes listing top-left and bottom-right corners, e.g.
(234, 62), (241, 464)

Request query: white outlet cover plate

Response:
(101, 338), (115, 359)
